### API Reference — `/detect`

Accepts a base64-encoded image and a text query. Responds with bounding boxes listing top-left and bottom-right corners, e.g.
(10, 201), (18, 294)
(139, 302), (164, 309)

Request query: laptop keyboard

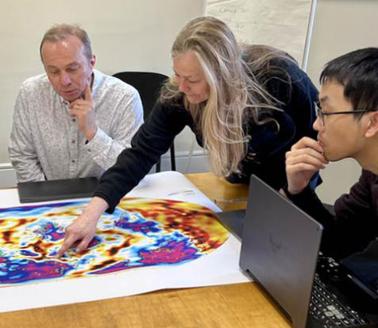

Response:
(310, 274), (367, 327)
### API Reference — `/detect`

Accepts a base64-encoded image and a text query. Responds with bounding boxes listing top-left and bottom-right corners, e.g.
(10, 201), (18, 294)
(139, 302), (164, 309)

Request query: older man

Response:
(9, 24), (143, 182)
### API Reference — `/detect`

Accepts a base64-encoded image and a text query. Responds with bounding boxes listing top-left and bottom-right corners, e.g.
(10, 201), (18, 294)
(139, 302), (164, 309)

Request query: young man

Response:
(284, 47), (378, 259)
(9, 24), (143, 182)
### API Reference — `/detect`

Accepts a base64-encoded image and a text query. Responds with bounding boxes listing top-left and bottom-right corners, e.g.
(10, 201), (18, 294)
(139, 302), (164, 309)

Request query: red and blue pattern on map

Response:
(0, 198), (228, 286)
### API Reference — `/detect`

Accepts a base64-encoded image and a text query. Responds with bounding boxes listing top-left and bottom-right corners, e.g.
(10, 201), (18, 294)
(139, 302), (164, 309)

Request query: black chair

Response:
(113, 71), (176, 172)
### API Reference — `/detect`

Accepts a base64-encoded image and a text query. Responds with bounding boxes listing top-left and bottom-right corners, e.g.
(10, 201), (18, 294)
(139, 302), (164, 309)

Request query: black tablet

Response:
(17, 177), (99, 203)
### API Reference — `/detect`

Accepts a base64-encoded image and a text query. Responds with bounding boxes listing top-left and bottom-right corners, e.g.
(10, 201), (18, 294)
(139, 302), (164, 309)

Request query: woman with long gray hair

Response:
(58, 16), (318, 255)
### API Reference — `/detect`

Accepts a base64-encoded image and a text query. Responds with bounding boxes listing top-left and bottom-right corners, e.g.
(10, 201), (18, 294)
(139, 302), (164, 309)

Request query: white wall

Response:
(2, 0), (376, 194)
(0, 0), (316, 176)
(0, 0), (205, 165)
(306, 0), (378, 204)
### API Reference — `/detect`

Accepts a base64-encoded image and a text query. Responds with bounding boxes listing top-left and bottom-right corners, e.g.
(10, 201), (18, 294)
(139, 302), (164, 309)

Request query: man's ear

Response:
(365, 112), (378, 138)
(90, 55), (96, 68)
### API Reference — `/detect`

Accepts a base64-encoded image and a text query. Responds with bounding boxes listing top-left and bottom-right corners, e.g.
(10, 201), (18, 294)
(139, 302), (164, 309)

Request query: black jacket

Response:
(95, 57), (318, 212)
(285, 170), (378, 259)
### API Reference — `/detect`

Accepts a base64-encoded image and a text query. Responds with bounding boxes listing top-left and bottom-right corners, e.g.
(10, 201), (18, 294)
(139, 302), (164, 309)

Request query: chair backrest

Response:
(112, 71), (175, 172)
(113, 71), (169, 120)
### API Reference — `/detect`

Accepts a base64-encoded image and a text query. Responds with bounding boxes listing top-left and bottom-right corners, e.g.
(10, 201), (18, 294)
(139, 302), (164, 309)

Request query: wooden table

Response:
(0, 172), (290, 328)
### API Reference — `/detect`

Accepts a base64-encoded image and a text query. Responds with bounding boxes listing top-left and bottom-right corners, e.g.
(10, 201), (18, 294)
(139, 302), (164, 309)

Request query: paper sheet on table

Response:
(0, 171), (250, 313)
(128, 171), (222, 212)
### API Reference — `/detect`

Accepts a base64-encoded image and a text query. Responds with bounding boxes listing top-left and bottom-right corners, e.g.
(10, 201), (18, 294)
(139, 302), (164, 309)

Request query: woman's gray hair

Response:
(161, 16), (280, 176)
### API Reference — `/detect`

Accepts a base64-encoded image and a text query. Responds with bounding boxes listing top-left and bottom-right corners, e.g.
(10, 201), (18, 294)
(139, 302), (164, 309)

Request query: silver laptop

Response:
(239, 175), (378, 328)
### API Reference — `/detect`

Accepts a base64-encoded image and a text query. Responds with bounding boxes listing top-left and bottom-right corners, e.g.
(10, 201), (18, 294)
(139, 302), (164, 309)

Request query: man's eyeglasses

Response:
(314, 101), (370, 126)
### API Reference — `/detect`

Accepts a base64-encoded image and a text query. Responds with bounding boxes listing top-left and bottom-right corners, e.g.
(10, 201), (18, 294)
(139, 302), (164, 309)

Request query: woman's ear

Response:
(365, 112), (378, 138)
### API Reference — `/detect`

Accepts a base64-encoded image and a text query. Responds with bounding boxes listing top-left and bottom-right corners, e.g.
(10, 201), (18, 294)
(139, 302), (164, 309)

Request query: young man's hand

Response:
(285, 137), (328, 194)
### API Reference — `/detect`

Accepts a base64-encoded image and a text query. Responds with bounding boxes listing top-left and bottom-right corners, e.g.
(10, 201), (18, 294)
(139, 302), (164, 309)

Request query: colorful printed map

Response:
(0, 198), (228, 286)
